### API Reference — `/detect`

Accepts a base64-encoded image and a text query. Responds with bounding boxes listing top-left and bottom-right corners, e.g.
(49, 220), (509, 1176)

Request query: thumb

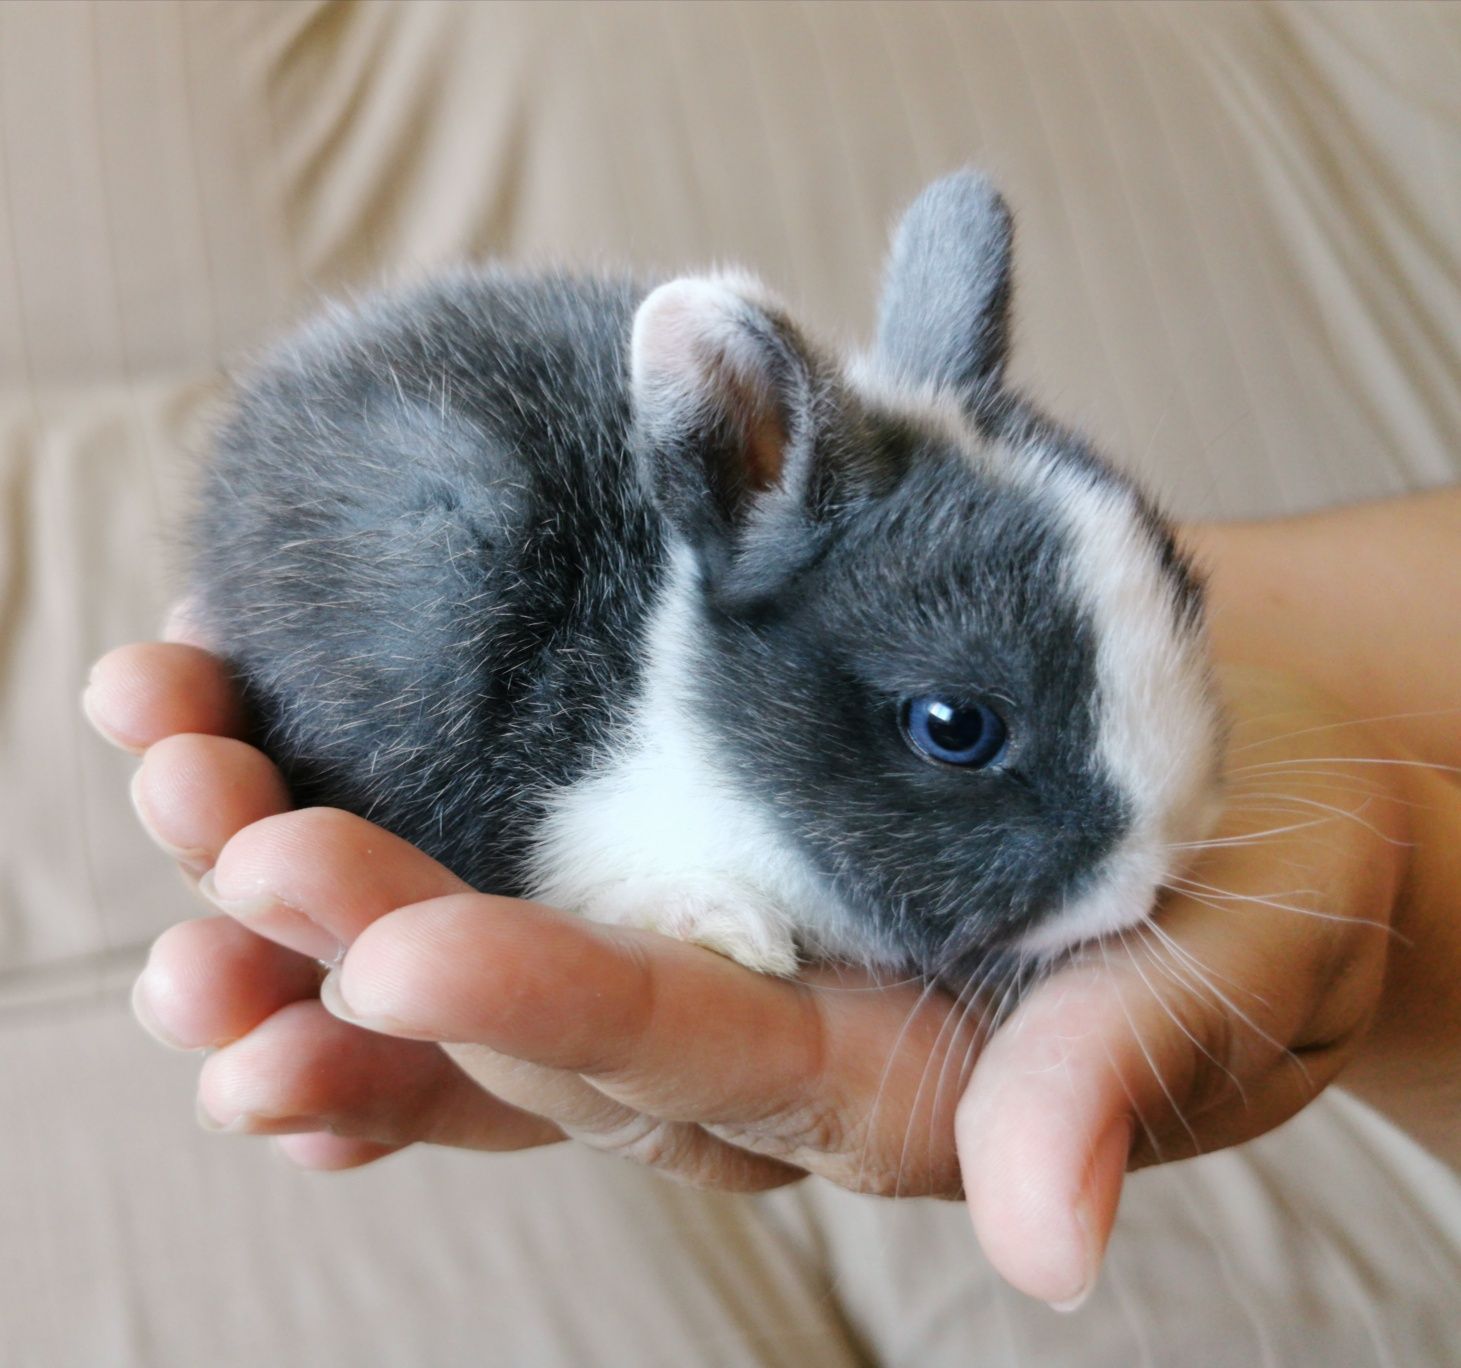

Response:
(954, 970), (1145, 1310)
(953, 939), (1332, 1309)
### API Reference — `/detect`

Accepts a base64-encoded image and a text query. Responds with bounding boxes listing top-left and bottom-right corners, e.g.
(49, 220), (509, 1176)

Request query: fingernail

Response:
(128, 769), (211, 873)
(198, 869), (343, 963)
(1049, 1116), (1133, 1313)
(130, 971), (200, 1052)
(196, 1096), (246, 1133)
(81, 684), (144, 754)
(319, 967), (421, 1038)
(1047, 1259), (1095, 1314)
(196, 1097), (325, 1136)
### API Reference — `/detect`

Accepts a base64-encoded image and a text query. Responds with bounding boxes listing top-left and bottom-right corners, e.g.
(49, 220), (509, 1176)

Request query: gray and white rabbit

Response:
(190, 173), (1223, 981)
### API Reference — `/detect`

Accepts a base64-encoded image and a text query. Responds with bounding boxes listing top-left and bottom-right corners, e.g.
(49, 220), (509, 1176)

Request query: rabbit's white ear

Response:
(874, 171), (1014, 409)
(631, 275), (815, 554)
(631, 275), (806, 501)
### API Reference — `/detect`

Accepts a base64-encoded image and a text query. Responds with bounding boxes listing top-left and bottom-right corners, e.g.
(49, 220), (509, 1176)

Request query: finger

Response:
(197, 999), (563, 1154)
(271, 1134), (405, 1171)
(331, 893), (978, 1194)
(133, 916), (323, 1050)
(131, 734), (292, 876)
(438, 1041), (799, 1193)
(954, 947), (1321, 1310)
(203, 807), (471, 960)
(321, 971), (801, 1193)
(200, 810), (769, 1180)
(83, 643), (247, 753)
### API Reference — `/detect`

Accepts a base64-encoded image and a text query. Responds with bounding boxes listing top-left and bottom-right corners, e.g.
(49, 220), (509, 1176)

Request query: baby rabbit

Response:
(190, 173), (1223, 980)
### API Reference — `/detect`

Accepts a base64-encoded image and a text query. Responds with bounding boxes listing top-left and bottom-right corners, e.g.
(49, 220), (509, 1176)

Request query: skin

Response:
(84, 489), (1460, 1309)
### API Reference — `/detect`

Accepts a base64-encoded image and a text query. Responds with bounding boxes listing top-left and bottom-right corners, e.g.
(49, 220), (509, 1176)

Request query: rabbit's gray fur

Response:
(191, 173), (1222, 979)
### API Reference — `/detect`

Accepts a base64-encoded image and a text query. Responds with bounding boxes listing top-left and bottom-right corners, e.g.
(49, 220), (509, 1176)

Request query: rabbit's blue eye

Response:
(901, 696), (1008, 768)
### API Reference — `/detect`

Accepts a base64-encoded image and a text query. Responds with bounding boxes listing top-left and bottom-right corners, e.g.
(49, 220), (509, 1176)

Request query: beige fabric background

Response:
(1, 2), (1458, 1364)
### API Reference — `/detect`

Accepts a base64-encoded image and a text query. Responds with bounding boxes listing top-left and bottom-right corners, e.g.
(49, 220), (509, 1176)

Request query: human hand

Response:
(86, 633), (1408, 1308)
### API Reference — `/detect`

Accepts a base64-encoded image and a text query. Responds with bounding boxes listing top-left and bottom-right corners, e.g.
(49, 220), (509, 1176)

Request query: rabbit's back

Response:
(191, 272), (667, 892)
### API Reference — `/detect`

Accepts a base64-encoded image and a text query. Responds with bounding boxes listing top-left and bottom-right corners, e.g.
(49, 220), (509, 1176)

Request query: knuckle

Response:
(710, 1096), (850, 1169)
(712, 1106), (957, 1198)
(1166, 987), (1269, 1124)
(844, 1159), (957, 1201)
(577, 1115), (788, 1193)
(1183, 1009), (1241, 1118)
(579, 1113), (688, 1171)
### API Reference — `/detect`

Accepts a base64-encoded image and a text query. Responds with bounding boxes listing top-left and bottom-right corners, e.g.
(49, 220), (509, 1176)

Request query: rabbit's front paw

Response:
(577, 880), (800, 977)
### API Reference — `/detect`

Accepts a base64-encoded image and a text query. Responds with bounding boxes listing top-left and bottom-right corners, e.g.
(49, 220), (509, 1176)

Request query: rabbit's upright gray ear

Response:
(630, 276), (820, 571)
(874, 172), (1014, 411)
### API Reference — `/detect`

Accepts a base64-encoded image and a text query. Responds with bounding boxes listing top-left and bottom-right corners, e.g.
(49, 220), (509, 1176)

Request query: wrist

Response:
(1338, 756), (1461, 1166)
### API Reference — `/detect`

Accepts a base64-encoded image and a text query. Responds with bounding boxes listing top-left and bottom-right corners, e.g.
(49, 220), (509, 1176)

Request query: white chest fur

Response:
(524, 547), (837, 976)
